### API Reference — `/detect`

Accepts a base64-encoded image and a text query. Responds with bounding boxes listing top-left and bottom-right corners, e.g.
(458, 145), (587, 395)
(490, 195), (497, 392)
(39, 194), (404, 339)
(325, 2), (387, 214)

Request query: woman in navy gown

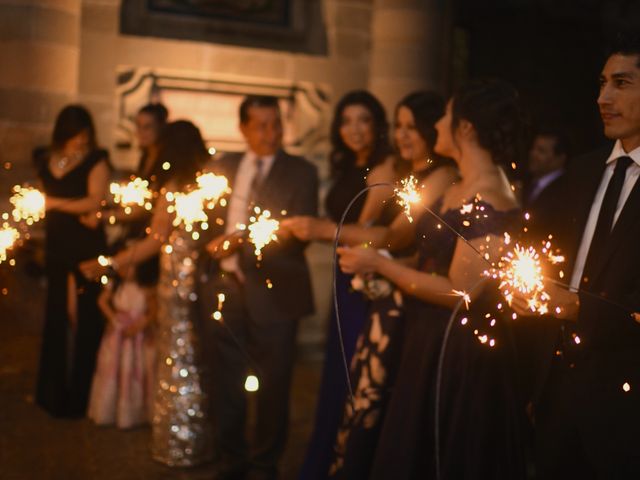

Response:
(338, 79), (527, 480)
(285, 90), (397, 480)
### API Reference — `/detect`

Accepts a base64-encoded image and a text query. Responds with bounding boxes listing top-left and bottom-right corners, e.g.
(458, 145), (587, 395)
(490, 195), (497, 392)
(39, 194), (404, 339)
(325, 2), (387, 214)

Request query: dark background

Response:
(452, 0), (640, 158)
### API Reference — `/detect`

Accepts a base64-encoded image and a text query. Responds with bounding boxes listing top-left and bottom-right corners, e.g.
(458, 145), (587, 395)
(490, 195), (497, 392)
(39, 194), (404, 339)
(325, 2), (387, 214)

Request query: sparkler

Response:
(489, 243), (556, 315)
(10, 186), (45, 224)
(245, 207), (279, 258)
(0, 224), (20, 264)
(170, 190), (208, 231)
(195, 173), (229, 205)
(110, 177), (153, 211)
(395, 175), (421, 223)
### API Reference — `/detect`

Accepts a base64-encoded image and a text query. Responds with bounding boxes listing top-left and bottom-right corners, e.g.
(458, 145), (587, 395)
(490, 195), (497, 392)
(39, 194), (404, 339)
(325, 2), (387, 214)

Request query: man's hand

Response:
(205, 231), (245, 260)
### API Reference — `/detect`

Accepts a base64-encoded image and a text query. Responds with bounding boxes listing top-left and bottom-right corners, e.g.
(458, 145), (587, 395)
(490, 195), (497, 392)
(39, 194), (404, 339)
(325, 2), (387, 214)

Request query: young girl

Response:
(88, 267), (156, 429)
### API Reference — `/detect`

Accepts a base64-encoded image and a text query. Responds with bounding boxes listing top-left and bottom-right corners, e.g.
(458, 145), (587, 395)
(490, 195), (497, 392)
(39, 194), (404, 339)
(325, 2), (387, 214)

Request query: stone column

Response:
(0, 0), (81, 186)
(368, 0), (452, 114)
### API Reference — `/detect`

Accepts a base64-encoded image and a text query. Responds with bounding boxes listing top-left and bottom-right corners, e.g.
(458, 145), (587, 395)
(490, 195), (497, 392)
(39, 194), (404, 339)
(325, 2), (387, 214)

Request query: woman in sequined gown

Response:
(338, 79), (528, 480)
(35, 105), (110, 418)
(327, 91), (457, 479)
(80, 121), (210, 464)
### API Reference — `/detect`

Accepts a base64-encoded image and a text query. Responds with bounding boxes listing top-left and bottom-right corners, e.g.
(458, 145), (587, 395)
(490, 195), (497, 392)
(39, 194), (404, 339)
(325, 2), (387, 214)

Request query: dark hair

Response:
(451, 79), (526, 170)
(239, 95), (280, 124)
(138, 103), (169, 125)
(330, 90), (391, 177)
(51, 105), (97, 151)
(534, 127), (570, 157)
(152, 120), (209, 188)
(606, 30), (640, 67)
(395, 91), (445, 157)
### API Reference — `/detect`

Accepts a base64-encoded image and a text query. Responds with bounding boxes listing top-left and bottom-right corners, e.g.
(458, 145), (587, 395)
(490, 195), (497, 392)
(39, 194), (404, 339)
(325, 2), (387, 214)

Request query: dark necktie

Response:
(250, 157), (265, 198)
(582, 156), (633, 284)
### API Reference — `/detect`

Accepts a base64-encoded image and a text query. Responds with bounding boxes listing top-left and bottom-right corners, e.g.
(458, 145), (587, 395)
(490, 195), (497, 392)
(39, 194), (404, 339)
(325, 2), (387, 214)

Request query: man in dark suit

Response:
(199, 95), (318, 480)
(511, 32), (640, 479)
(523, 128), (569, 209)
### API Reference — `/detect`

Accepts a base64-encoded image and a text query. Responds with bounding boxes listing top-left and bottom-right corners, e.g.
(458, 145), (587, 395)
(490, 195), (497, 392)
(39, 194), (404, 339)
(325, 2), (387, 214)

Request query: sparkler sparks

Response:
(395, 175), (421, 223)
(110, 177), (153, 210)
(195, 173), (229, 205)
(171, 190), (209, 231)
(489, 241), (564, 315)
(10, 186), (45, 224)
(0, 224), (20, 264)
(246, 207), (279, 258)
(452, 289), (472, 310)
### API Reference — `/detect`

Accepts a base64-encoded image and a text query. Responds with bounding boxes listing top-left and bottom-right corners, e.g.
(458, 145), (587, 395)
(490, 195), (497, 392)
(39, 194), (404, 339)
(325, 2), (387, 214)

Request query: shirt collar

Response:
(245, 149), (276, 168)
(606, 139), (640, 167)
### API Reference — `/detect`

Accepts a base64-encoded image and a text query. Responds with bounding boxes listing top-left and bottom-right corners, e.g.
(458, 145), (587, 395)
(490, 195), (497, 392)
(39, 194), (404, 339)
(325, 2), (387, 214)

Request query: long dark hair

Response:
(329, 90), (391, 178)
(451, 79), (527, 170)
(394, 91), (448, 177)
(51, 105), (97, 151)
(151, 120), (209, 189)
(138, 103), (168, 126)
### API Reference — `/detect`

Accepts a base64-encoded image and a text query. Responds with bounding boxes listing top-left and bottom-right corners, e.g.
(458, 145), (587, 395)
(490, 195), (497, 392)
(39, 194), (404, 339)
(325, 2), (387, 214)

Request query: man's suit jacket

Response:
(527, 145), (640, 402)
(205, 149), (319, 320)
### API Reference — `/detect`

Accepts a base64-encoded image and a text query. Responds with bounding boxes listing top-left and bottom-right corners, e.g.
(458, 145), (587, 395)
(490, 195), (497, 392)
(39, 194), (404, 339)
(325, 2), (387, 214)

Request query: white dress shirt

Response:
(220, 150), (276, 273)
(569, 140), (640, 291)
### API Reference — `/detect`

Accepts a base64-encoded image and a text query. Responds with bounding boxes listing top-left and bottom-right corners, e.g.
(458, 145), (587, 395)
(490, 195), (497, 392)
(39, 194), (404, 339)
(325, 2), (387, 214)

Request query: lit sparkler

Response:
(489, 242), (559, 315)
(195, 173), (229, 206)
(10, 186), (45, 224)
(395, 175), (421, 223)
(110, 177), (153, 211)
(171, 190), (209, 231)
(452, 289), (472, 309)
(0, 224), (20, 264)
(245, 207), (279, 258)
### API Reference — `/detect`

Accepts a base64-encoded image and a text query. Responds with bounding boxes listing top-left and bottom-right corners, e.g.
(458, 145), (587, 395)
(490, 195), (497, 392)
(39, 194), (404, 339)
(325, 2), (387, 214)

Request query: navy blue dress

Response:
(370, 199), (524, 480)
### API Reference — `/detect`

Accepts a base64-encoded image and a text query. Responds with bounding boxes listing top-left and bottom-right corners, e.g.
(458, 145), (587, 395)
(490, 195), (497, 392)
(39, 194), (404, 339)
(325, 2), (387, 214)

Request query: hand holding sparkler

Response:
(337, 245), (381, 275)
(280, 216), (335, 242)
(205, 230), (245, 260)
(10, 186), (45, 224)
(510, 280), (580, 321)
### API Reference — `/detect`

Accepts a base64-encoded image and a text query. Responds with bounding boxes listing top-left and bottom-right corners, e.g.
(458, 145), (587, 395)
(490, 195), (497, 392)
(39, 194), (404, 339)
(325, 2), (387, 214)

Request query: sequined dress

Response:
(151, 228), (212, 466)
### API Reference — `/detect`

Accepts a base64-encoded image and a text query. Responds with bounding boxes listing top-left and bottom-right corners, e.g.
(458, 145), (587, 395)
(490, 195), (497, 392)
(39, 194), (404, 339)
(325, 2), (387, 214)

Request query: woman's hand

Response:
(510, 281), (579, 321)
(337, 246), (381, 275)
(280, 216), (335, 242)
(205, 230), (245, 260)
(79, 211), (100, 229)
(79, 257), (111, 280)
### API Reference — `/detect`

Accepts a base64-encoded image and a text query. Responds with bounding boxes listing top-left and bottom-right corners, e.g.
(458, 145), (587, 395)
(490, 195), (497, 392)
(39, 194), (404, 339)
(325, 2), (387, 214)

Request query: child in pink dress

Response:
(88, 271), (156, 429)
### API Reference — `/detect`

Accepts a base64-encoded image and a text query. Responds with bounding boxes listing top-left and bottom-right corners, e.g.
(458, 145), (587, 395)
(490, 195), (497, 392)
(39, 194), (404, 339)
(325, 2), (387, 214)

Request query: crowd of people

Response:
(29, 31), (640, 479)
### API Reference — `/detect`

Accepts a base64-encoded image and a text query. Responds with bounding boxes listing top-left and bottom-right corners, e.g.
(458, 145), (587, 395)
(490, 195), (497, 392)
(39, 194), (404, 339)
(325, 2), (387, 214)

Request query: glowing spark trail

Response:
(395, 175), (421, 223)
(195, 173), (229, 205)
(110, 177), (153, 210)
(246, 207), (279, 258)
(171, 190), (209, 230)
(0, 225), (20, 264)
(10, 186), (45, 224)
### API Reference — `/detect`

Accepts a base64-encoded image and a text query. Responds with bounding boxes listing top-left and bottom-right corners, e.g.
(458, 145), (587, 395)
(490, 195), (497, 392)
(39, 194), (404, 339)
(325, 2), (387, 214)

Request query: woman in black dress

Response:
(328, 91), (457, 479)
(35, 105), (110, 417)
(338, 79), (527, 480)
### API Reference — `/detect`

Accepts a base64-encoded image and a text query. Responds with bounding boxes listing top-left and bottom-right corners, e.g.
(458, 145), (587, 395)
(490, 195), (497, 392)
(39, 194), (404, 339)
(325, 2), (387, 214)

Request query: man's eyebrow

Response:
(610, 71), (637, 80)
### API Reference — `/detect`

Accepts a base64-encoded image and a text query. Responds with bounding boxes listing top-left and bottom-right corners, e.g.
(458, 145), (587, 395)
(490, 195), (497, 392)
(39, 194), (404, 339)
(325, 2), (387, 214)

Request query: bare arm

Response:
(323, 166), (458, 250)
(339, 233), (500, 308)
(46, 160), (109, 215)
